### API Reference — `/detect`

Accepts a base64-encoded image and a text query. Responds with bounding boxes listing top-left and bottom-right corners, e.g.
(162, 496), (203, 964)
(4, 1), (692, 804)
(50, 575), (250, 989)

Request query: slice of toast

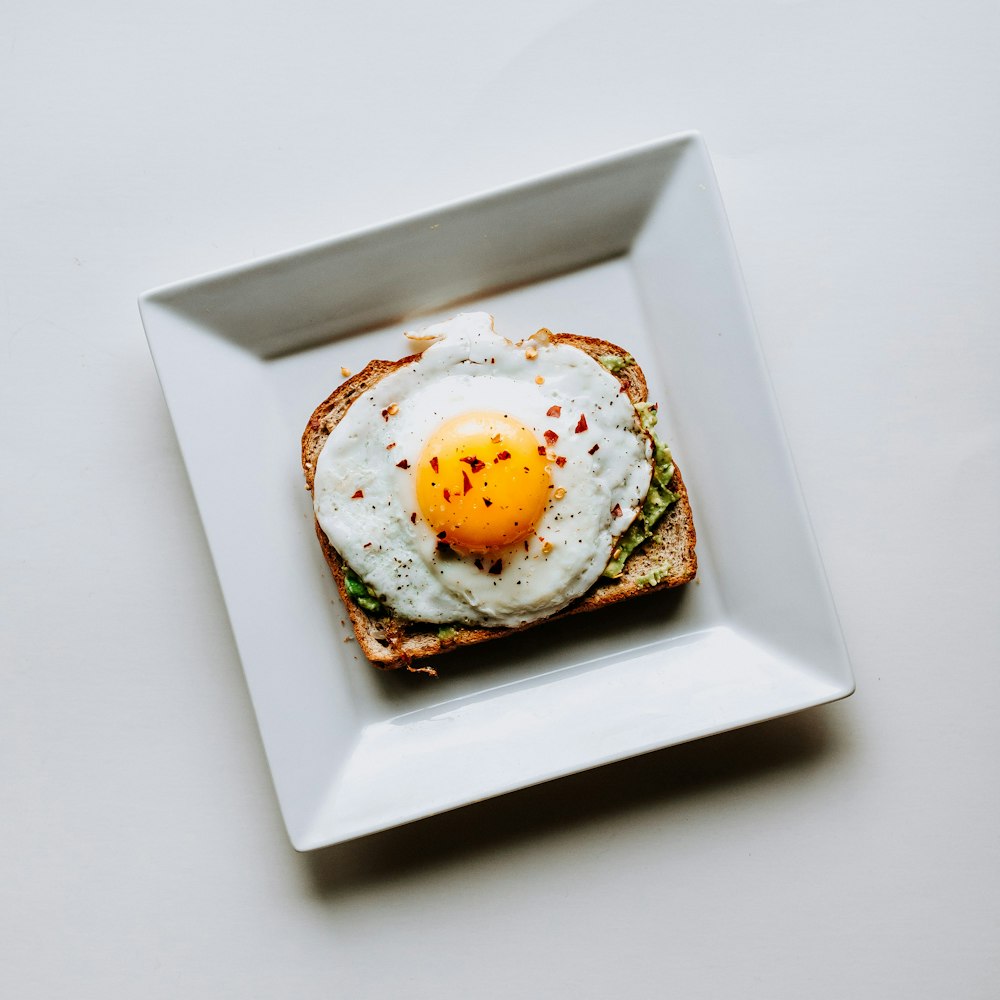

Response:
(301, 333), (697, 673)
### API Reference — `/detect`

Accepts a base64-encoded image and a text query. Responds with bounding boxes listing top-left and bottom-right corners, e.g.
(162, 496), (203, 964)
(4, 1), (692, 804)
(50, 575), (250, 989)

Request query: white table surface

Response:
(3, 1), (998, 996)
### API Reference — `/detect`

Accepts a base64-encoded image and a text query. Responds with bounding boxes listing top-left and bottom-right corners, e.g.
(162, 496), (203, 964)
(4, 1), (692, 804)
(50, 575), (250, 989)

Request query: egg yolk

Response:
(416, 411), (551, 552)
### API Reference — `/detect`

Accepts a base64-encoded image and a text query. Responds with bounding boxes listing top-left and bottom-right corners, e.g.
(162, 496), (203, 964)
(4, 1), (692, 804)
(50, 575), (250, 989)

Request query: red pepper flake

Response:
(352, 489), (364, 499)
(612, 503), (622, 518)
(588, 443), (600, 455)
(474, 558), (484, 570)
(546, 405), (561, 418)
(437, 531), (447, 539)
(396, 459), (410, 469)
(556, 456), (567, 467)
(410, 512), (417, 524)
(488, 559), (503, 575)
(524, 540), (529, 551)
(430, 456), (439, 473)
(544, 429), (559, 447)
(537, 446), (546, 456)
(462, 470), (472, 495)
(575, 414), (588, 433)
(363, 542), (372, 548)
(386, 442), (396, 450)
(443, 488), (451, 503)
(483, 498), (493, 507)
(495, 450), (511, 462)
(460, 456), (486, 473)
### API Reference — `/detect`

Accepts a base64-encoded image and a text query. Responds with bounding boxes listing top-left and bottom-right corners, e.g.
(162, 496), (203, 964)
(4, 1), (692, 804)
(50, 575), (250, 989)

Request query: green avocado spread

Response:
(344, 566), (384, 616)
(597, 352), (635, 373)
(635, 563), (673, 588)
(602, 401), (679, 579)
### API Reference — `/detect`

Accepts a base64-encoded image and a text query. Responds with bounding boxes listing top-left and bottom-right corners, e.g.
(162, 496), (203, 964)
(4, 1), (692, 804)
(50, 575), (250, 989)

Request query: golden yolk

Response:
(416, 411), (551, 552)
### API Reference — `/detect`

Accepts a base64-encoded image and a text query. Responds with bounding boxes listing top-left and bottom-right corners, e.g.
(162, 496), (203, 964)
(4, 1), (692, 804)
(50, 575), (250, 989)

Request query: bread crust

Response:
(301, 333), (697, 673)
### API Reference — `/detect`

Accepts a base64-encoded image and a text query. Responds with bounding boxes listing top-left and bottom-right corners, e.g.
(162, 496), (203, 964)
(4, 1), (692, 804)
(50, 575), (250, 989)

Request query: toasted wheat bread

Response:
(302, 333), (697, 673)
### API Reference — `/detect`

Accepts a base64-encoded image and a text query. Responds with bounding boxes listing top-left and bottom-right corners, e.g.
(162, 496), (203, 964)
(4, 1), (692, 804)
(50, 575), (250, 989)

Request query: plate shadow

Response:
(299, 701), (851, 900)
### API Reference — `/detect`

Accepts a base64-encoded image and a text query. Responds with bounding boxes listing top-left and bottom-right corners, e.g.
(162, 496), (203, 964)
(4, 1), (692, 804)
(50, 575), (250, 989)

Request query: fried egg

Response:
(312, 313), (652, 627)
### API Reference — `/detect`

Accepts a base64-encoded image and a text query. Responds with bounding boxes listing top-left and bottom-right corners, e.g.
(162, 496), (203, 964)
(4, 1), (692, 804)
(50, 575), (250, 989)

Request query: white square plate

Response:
(140, 132), (853, 851)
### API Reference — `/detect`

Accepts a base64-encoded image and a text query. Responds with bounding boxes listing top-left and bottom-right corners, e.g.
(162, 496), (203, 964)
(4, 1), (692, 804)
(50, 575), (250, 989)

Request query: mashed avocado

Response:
(344, 565), (384, 615)
(597, 352), (634, 373)
(602, 401), (679, 579)
(635, 563), (673, 588)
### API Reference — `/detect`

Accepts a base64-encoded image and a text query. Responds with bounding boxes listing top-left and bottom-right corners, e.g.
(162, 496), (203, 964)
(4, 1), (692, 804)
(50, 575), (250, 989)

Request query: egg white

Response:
(312, 313), (652, 627)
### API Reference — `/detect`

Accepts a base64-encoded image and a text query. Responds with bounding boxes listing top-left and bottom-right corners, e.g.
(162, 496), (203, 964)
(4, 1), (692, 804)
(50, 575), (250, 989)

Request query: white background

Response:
(3, 1), (998, 996)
